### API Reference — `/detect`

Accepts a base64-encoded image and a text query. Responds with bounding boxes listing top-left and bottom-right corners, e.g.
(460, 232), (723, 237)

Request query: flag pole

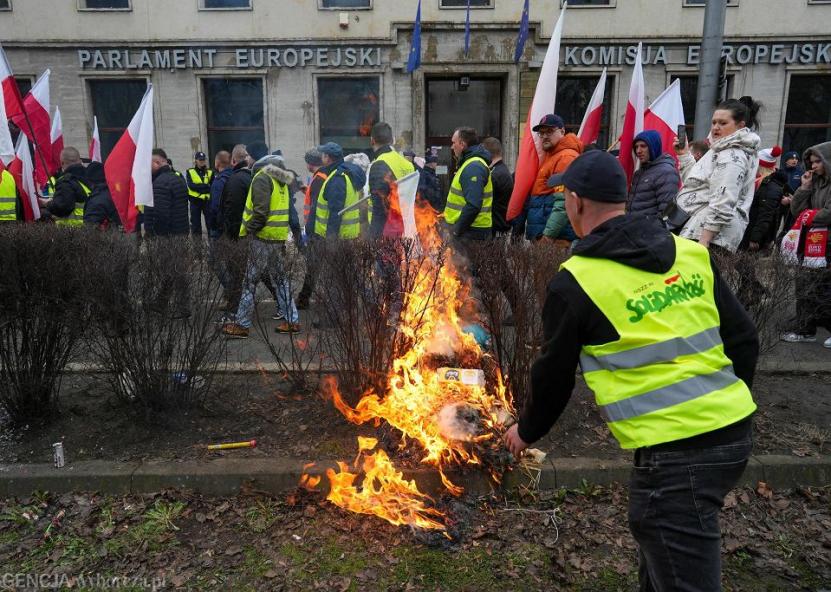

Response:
(16, 105), (53, 196)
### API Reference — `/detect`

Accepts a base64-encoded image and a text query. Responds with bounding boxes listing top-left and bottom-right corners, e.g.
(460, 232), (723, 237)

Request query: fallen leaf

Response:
(723, 492), (738, 509)
(224, 545), (242, 556)
(757, 481), (774, 499)
(264, 570), (279, 579)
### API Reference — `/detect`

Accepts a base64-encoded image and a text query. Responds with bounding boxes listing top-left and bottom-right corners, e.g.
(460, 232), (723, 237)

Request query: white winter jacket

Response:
(676, 127), (761, 252)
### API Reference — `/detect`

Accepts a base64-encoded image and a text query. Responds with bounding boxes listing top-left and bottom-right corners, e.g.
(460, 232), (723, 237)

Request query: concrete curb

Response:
(1, 455), (829, 499)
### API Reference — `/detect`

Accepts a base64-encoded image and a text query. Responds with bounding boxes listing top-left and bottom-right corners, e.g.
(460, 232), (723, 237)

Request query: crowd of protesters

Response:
(1, 96), (829, 348)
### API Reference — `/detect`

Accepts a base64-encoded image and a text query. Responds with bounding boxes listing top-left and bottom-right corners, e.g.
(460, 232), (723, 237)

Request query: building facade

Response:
(1, 0), (830, 175)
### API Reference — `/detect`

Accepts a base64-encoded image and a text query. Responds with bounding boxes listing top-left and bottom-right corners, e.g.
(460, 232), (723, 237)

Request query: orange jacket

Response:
(531, 133), (583, 195)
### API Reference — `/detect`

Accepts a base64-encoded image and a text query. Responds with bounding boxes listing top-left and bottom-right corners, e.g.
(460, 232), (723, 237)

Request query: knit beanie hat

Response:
(758, 145), (782, 169)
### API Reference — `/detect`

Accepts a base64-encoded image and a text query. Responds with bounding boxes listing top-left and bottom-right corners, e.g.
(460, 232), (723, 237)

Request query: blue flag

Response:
(514, 0), (530, 63)
(407, 0), (422, 73)
(464, 0), (471, 57)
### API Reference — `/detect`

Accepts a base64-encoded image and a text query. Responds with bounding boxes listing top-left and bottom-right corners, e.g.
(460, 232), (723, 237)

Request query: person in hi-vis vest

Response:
(368, 122), (415, 239)
(443, 127), (492, 241)
(504, 150), (759, 592)
(185, 151), (215, 238)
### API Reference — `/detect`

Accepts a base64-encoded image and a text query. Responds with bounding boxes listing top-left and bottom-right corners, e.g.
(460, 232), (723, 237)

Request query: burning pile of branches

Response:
(305, 208), (516, 533)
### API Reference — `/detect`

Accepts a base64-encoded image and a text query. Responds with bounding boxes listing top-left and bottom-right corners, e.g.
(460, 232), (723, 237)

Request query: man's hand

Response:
(801, 170), (813, 190)
(37, 197), (50, 208)
(503, 424), (530, 457)
(781, 196), (792, 206)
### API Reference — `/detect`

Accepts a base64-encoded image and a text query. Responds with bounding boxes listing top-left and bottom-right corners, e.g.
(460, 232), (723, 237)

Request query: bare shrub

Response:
(84, 234), (226, 415)
(470, 239), (568, 410)
(0, 224), (89, 424)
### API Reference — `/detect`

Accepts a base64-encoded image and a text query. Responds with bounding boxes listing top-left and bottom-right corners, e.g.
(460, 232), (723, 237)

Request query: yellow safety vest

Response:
(315, 170), (360, 239)
(369, 150), (416, 229)
(55, 180), (92, 227)
(0, 170), (17, 222)
(561, 235), (756, 450)
(444, 156), (493, 229)
(239, 170), (291, 241)
(186, 168), (214, 200)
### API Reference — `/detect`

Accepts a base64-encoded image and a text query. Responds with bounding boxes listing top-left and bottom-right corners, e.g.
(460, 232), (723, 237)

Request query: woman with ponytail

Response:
(672, 96), (763, 252)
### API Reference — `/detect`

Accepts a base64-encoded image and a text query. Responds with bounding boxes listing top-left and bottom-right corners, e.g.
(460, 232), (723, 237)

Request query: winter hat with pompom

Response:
(758, 145), (782, 169)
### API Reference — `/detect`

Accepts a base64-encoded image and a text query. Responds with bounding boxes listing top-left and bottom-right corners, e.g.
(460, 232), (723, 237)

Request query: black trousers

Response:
(793, 268), (831, 335)
(628, 431), (752, 592)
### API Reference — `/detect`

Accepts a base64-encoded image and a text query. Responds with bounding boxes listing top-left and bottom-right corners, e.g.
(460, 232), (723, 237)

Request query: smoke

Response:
(436, 403), (481, 441)
(423, 318), (461, 357)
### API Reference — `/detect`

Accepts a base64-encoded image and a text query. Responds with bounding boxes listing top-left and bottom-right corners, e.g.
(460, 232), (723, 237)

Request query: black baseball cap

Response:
(547, 150), (627, 203)
(194, 151), (207, 160)
(532, 114), (565, 132)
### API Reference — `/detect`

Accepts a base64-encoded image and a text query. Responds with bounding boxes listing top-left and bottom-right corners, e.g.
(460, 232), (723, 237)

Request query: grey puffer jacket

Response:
(676, 127), (761, 252)
(791, 141), (831, 229)
(627, 154), (681, 218)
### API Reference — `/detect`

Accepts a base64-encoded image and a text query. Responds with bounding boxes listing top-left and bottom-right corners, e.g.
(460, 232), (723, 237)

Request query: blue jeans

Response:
(234, 240), (299, 328)
(628, 431), (752, 592)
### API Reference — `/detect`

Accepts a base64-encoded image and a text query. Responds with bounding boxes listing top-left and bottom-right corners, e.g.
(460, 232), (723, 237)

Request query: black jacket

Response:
(220, 163), (252, 239)
(489, 160), (513, 234)
(47, 163), (89, 219)
(83, 162), (121, 230)
(418, 165), (444, 213)
(145, 165), (189, 236)
(740, 171), (788, 250)
(518, 215), (758, 449)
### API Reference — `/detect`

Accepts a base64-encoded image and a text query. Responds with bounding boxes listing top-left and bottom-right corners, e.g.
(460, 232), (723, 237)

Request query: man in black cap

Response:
(185, 151), (214, 238)
(504, 150), (760, 591)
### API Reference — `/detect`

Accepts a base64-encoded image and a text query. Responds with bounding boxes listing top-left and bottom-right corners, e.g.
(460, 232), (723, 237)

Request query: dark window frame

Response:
(78, 0), (132, 11)
(683, 0), (739, 6)
(14, 76), (33, 97)
(425, 75), (505, 148)
(199, 0), (253, 10)
(0, 0), (12, 12)
(553, 74), (616, 149)
(202, 77), (266, 160)
(783, 73), (831, 155)
(439, 0), (493, 9)
(88, 78), (149, 160)
(669, 73), (734, 135)
(317, 75), (382, 156)
(318, 0), (373, 10)
(560, 0), (615, 7)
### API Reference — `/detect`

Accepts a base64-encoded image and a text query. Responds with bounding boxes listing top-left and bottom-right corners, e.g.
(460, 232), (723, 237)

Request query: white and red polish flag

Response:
(105, 84), (154, 233)
(0, 43), (24, 122)
(0, 74), (14, 166)
(618, 42), (645, 187)
(577, 68), (607, 146)
(506, 2), (567, 221)
(50, 106), (64, 169)
(644, 79), (686, 163)
(11, 69), (53, 186)
(8, 133), (40, 222)
(89, 116), (102, 162)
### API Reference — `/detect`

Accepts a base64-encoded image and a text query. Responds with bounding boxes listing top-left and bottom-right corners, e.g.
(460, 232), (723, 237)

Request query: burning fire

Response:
(305, 190), (515, 532)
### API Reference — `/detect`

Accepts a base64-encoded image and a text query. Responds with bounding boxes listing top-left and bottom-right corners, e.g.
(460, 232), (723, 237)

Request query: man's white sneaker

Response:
(824, 336), (831, 349)
(780, 332), (817, 343)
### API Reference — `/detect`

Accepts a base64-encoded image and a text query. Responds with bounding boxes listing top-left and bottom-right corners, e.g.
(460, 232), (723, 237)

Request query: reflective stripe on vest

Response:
(560, 235), (756, 449)
(187, 168), (214, 200)
(55, 180), (92, 227)
(304, 170), (329, 220)
(371, 150), (416, 228)
(239, 170), (291, 241)
(444, 156), (493, 229)
(0, 171), (17, 221)
(314, 170), (360, 239)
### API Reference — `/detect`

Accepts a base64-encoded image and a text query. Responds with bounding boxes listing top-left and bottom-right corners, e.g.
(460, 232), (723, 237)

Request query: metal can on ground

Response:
(52, 442), (65, 468)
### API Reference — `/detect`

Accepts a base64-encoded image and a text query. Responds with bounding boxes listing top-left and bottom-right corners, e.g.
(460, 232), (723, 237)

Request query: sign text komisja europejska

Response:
(77, 47), (382, 70)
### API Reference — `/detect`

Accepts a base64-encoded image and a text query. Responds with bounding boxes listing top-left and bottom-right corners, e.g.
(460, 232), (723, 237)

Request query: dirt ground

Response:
(1, 483), (828, 591)
(1, 373), (829, 466)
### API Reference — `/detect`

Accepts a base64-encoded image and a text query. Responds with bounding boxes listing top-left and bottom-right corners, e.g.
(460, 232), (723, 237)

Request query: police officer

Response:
(0, 167), (19, 222)
(185, 151), (214, 237)
(39, 147), (90, 227)
(368, 122), (415, 239)
(503, 150), (759, 592)
(444, 127), (492, 242)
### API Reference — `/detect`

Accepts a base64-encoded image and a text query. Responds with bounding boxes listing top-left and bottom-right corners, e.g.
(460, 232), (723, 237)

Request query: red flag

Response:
(644, 79), (686, 164)
(506, 5), (567, 221)
(50, 106), (64, 170)
(577, 68), (607, 146)
(618, 43), (645, 187)
(89, 116), (102, 163)
(8, 134), (41, 222)
(105, 85), (154, 233)
(11, 69), (53, 187)
(0, 43), (24, 122)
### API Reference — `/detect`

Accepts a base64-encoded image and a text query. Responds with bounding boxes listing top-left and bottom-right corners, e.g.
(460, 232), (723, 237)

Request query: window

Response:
(683, 0), (738, 6)
(203, 78), (265, 159)
(519, 72), (614, 148)
(318, 77), (380, 155)
(783, 75), (831, 155)
(14, 77), (32, 97)
(440, 0), (491, 8)
(0, 1), (11, 11)
(80, 0), (130, 9)
(320, 0), (371, 8)
(200, 0), (251, 9)
(426, 77), (502, 147)
(670, 74), (733, 134)
(561, 0), (613, 6)
(89, 79), (147, 159)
